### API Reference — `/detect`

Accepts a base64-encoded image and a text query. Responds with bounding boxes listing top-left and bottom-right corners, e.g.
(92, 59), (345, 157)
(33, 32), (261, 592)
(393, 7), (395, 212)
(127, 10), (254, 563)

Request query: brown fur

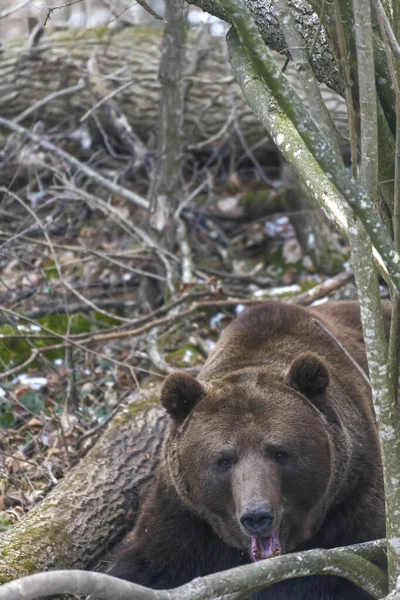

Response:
(91, 301), (387, 600)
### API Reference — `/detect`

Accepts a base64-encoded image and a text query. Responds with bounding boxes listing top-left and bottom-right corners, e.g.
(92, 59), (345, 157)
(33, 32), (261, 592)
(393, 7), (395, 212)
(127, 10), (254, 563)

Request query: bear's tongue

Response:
(251, 530), (281, 561)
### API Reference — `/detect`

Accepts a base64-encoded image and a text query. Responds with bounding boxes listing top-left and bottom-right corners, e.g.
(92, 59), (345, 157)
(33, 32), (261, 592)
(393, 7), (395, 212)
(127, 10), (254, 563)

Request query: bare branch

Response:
(287, 271), (354, 305)
(15, 79), (86, 125)
(0, 0), (34, 19)
(0, 117), (149, 211)
(147, 328), (175, 375)
(374, 0), (400, 57)
(176, 218), (194, 284)
(0, 543), (387, 600)
(134, 0), (166, 21)
(79, 80), (135, 123)
(2, 188), (137, 325)
(43, 0), (83, 26)
(0, 305), (161, 378)
(312, 317), (371, 387)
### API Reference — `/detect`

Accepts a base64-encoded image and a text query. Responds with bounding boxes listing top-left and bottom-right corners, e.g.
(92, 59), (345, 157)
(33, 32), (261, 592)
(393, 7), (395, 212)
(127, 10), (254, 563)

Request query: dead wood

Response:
(0, 387), (166, 583)
(0, 27), (347, 154)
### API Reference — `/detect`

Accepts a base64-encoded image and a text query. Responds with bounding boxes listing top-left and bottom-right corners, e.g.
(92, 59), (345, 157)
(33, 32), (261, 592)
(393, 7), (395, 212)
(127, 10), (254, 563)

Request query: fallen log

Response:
(0, 27), (347, 153)
(0, 386), (166, 583)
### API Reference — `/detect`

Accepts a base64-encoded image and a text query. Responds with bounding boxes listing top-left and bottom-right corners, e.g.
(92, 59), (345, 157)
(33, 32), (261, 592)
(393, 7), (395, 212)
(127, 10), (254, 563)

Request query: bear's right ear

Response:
(160, 372), (206, 421)
(286, 352), (330, 397)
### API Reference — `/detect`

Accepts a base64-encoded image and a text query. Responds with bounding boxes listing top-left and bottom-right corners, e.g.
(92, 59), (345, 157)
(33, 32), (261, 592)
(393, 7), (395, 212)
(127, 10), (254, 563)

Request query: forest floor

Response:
(0, 122), (370, 535)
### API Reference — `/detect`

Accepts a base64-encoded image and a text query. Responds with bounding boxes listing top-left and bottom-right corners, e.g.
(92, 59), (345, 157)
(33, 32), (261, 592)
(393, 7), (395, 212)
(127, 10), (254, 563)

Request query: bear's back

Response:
(200, 300), (370, 383)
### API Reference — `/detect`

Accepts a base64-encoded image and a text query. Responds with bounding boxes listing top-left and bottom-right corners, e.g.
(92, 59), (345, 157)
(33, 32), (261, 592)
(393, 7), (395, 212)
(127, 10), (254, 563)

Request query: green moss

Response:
(93, 311), (121, 326)
(0, 310), (129, 371)
(0, 513), (13, 533)
(94, 26), (108, 41)
(111, 393), (161, 428)
(0, 558), (37, 584)
(239, 188), (277, 220)
(165, 345), (202, 368)
(0, 514), (73, 583)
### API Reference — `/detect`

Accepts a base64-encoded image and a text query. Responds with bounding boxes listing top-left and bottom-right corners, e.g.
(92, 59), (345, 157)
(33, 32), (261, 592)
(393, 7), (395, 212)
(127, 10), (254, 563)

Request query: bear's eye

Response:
(274, 450), (289, 463)
(218, 458), (233, 469)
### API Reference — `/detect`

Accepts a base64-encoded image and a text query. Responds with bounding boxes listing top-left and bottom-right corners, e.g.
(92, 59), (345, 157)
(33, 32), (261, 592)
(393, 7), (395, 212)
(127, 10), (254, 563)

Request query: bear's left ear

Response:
(286, 352), (330, 397)
(161, 372), (206, 422)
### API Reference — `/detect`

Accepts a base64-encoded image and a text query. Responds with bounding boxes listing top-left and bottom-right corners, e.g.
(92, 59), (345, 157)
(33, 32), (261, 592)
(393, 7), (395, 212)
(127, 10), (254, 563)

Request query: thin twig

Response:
(0, 298), (137, 325)
(0, 305), (162, 379)
(273, 0), (340, 155)
(134, 0), (166, 21)
(287, 270), (354, 306)
(0, 0), (33, 19)
(15, 80), (86, 125)
(309, 0), (326, 64)
(76, 391), (131, 447)
(374, 0), (400, 57)
(43, 0), (83, 25)
(5, 390), (45, 424)
(187, 113), (234, 151)
(2, 188), (138, 325)
(174, 180), (208, 218)
(333, 0), (358, 174)
(233, 111), (278, 187)
(176, 218), (194, 284)
(80, 80), (135, 123)
(312, 318), (371, 387)
(147, 329), (174, 375)
(68, 291), (214, 340)
(0, 348), (41, 379)
(0, 118), (149, 211)
(62, 184), (173, 261)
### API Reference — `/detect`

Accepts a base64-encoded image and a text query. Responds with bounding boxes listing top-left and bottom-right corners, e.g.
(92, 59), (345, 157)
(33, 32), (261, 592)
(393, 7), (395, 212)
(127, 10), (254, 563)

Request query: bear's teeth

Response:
(250, 530), (281, 561)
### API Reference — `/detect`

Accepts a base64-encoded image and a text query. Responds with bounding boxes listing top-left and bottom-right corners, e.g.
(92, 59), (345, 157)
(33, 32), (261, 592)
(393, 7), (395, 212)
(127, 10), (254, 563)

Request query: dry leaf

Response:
(6, 506), (25, 523)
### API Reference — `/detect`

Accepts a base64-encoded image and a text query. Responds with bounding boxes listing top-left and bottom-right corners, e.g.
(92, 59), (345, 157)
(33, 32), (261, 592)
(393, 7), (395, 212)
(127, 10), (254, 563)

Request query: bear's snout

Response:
(239, 502), (274, 536)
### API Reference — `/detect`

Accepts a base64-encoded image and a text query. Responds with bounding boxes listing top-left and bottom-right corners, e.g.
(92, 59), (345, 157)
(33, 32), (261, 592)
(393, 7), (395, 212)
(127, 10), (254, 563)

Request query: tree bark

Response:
(0, 388), (167, 584)
(0, 27), (347, 153)
(187, 0), (342, 94)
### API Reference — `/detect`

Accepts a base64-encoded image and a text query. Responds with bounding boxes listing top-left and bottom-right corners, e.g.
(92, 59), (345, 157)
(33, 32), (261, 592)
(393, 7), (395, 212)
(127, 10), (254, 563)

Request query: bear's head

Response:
(161, 353), (337, 562)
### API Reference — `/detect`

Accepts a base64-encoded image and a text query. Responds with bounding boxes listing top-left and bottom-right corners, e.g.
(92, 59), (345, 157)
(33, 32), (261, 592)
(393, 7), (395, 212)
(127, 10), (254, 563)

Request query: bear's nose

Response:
(240, 503), (274, 535)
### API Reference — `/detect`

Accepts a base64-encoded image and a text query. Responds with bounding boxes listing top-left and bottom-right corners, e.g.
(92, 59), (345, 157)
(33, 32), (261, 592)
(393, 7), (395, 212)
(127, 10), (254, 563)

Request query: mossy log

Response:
(0, 387), (166, 584)
(0, 27), (347, 153)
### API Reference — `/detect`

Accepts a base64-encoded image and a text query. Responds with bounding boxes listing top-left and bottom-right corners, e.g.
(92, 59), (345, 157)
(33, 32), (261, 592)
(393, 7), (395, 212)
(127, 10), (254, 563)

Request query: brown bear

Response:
(92, 300), (387, 600)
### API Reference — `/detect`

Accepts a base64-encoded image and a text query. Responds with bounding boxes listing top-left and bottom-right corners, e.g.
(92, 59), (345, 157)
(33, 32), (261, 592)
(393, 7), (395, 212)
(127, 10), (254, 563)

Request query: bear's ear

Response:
(160, 372), (206, 421)
(286, 352), (330, 397)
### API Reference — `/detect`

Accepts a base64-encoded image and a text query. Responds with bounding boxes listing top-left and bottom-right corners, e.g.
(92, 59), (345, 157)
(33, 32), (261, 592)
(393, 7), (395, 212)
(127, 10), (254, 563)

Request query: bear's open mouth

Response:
(251, 529), (281, 561)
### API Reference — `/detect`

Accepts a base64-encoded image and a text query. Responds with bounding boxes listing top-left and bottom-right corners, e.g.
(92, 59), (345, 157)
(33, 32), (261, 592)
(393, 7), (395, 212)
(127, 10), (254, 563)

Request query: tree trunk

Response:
(0, 27), (347, 153)
(187, 0), (342, 94)
(0, 388), (166, 584)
